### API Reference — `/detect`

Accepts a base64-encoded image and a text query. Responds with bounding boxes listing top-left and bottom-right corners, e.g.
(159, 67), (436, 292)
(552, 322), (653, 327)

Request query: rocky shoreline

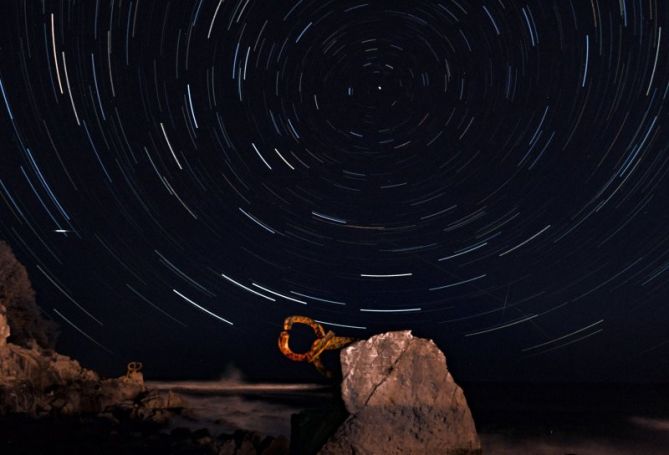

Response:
(0, 317), (288, 454)
(0, 265), (289, 454)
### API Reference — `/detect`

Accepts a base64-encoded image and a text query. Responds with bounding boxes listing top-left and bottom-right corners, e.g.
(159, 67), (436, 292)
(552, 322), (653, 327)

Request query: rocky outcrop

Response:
(0, 338), (148, 416)
(319, 331), (481, 455)
(0, 340), (99, 387)
(0, 309), (188, 421)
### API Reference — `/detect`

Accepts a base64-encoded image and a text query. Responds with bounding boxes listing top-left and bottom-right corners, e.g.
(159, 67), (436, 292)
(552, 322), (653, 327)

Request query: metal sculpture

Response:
(125, 361), (144, 383)
(278, 316), (355, 378)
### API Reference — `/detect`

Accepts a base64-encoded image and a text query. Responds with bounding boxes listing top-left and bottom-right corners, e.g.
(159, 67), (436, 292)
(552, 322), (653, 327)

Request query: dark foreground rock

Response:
(318, 331), (481, 455)
(0, 414), (289, 455)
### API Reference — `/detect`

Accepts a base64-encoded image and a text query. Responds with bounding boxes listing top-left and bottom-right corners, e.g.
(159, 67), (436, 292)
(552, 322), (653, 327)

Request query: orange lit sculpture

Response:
(125, 361), (144, 383)
(278, 316), (356, 378)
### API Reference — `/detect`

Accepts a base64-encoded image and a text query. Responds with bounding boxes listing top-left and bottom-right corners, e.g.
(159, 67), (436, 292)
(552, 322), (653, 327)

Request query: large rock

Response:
(319, 331), (481, 455)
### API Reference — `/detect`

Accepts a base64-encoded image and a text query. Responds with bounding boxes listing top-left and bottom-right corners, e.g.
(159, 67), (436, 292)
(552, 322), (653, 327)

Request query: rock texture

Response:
(0, 241), (58, 349)
(0, 305), (9, 348)
(319, 331), (481, 455)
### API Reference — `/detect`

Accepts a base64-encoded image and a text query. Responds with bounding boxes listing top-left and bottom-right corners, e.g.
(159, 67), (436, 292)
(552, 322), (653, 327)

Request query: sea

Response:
(148, 377), (669, 454)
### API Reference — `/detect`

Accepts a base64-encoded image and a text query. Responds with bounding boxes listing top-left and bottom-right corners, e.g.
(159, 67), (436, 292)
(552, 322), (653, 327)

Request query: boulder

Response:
(319, 331), (481, 455)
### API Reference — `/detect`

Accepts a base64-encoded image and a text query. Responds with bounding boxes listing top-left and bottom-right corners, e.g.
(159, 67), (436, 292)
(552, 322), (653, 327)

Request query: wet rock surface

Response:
(319, 331), (481, 455)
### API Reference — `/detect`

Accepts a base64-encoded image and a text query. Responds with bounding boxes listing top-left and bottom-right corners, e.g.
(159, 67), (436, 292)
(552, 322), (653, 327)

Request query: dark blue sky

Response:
(1, 0), (668, 382)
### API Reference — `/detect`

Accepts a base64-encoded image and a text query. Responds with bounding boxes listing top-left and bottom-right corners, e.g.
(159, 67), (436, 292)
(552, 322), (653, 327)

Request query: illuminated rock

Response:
(319, 331), (481, 455)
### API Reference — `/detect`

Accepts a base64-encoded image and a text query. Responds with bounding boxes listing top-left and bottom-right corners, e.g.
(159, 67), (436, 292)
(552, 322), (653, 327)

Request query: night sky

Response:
(0, 0), (668, 383)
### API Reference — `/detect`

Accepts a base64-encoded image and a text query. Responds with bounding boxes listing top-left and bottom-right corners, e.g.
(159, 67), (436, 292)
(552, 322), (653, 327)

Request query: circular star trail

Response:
(0, 0), (668, 381)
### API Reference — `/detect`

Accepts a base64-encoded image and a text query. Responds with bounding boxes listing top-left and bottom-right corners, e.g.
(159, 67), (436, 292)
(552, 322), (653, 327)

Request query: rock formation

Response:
(0, 331), (147, 416)
(319, 331), (481, 455)
(0, 323), (194, 422)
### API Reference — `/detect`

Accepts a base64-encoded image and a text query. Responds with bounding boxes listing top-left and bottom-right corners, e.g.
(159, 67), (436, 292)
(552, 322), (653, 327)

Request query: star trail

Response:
(0, 0), (668, 381)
